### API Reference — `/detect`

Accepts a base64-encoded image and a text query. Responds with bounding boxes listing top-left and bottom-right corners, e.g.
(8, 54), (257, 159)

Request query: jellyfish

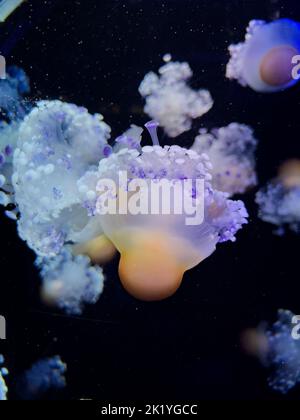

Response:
(17, 356), (66, 400)
(0, 0), (24, 22)
(245, 310), (300, 394)
(0, 66), (31, 213)
(36, 247), (104, 315)
(139, 61), (213, 137)
(0, 66), (30, 120)
(0, 355), (8, 401)
(78, 121), (248, 301)
(12, 100), (111, 256)
(191, 123), (258, 196)
(256, 159), (300, 234)
(226, 19), (300, 92)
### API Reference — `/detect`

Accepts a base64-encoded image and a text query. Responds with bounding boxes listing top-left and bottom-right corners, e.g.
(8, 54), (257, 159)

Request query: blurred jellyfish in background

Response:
(12, 100), (111, 256)
(243, 310), (300, 394)
(191, 123), (258, 196)
(78, 121), (248, 301)
(17, 356), (66, 400)
(0, 355), (8, 401)
(226, 19), (300, 92)
(139, 61), (213, 137)
(256, 159), (300, 234)
(36, 248), (104, 315)
(0, 0), (25, 22)
(0, 66), (30, 120)
(0, 67), (30, 211)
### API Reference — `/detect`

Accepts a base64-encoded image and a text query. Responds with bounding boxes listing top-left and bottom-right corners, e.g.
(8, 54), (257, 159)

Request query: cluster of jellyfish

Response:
(1, 15), (300, 398)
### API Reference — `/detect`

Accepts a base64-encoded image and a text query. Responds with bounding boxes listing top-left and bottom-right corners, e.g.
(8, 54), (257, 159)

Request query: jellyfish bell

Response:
(78, 121), (248, 301)
(227, 19), (300, 92)
(260, 45), (298, 87)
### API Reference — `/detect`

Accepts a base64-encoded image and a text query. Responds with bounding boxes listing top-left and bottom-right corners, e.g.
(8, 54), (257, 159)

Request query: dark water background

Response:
(1, 0), (300, 400)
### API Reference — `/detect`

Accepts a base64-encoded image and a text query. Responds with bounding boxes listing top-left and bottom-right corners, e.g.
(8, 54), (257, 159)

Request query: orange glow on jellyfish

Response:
(78, 121), (248, 301)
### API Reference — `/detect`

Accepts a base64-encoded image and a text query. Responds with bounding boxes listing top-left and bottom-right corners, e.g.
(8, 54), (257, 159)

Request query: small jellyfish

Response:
(246, 310), (300, 394)
(191, 123), (258, 196)
(0, 355), (8, 401)
(226, 19), (300, 92)
(36, 247), (104, 315)
(78, 121), (248, 301)
(13, 100), (111, 256)
(17, 356), (66, 400)
(139, 61), (213, 137)
(0, 66), (30, 119)
(256, 159), (300, 234)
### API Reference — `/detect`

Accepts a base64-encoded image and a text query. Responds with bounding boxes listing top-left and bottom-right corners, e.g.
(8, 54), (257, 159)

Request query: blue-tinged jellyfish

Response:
(36, 247), (104, 315)
(139, 61), (213, 137)
(0, 355), (8, 401)
(191, 123), (258, 196)
(17, 356), (66, 400)
(256, 159), (300, 234)
(0, 0), (24, 22)
(12, 100), (111, 256)
(226, 19), (300, 92)
(243, 310), (300, 394)
(0, 65), (30, 120)
(78, 121), (248, 301)
(0, 66), (30, 211)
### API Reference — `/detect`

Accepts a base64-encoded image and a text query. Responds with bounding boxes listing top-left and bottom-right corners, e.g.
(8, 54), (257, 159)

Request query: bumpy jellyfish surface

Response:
(0, 121), (21, 211)
(12, 100), (111, 256)
(226, 19), (300, 92)
(139, 61), (213, 137)
(18, 356), (66, 400)
(36, 247), (104, 315)
(256, 160), (300, 234)
(78, 121), (248, 301)
(0, 66), (30, 119)
(0, 355), (8, 401)
(191, 123), (257, 196)
(263, 310), (300, 394)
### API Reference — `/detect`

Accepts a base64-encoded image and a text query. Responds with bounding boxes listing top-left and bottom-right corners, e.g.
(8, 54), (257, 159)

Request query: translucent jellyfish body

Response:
(0, 66), (30, 119)
(0, 121), (20, 211)
(0, 0), (25, 22)
(226, 19), (300, 92)
(191, 123), (257, 196)
(256, 159), (300, 234)
(13, 100), (111, 256)
(78, 121), (248, 301)
(139, 61), (213, 137)
(0, 355), (8, 401)
(18, 356), (66, 400)
(0, 67), (30, 213)
(36, 248), (104, 315)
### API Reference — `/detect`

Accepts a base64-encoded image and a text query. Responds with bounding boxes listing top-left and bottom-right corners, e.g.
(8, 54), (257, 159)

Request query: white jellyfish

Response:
(12, 100), (111, 256)
(226, 19), (300, 92)
(191, 123), (258, 196)
(139, 61), (213, 137)
(36, 248), (104, 315)
(256, 159), (300, 234)
(78, 121), (248, 301)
